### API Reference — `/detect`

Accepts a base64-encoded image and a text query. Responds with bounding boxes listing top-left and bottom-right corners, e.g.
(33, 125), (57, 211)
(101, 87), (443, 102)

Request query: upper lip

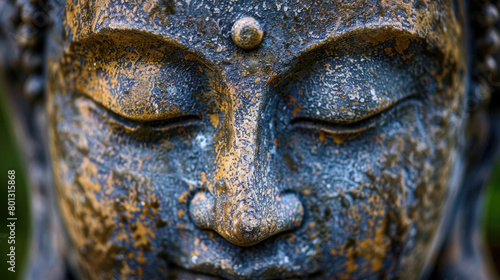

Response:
(163, 222), (321, 279)
(165, 248), (323, 280)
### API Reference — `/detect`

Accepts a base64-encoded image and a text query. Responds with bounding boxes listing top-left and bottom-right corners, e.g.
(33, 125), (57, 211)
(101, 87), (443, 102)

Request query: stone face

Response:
(1, 0), (498, 279)
(45, 0), (469, 279)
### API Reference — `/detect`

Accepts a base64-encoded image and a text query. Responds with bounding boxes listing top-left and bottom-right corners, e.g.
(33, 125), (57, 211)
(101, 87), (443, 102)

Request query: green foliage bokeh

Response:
(0, 84), (30, 280)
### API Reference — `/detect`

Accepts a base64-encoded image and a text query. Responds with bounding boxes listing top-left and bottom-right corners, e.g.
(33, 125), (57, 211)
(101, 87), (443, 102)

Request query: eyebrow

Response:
(68, 27), (189, 52)
(269, 25), (452, 87)
(67, 27), (221, 70)
(274, 24), (460, 87)
(303, 25), (447, 60)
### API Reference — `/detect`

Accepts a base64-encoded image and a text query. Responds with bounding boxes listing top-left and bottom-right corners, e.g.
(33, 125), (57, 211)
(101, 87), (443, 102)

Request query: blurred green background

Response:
(0, 83), (30, 280)
(486, 163), (500, 272)
(0, 82), (498, 279)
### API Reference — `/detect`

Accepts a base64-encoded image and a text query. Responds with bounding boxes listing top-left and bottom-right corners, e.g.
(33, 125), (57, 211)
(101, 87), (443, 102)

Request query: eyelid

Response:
(82, 97), (202, 133)
(107, 108), (203, 133)
(291, 97), (420, 135)
(69, 36), (211, 123)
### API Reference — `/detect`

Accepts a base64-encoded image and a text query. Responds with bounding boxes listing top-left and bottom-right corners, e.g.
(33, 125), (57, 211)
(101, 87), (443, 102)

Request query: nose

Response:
(190, 188), (303, 247)
(189, 78), (304, 247)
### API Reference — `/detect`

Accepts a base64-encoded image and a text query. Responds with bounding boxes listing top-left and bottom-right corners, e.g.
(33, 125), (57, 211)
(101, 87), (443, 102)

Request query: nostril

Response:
(189, 191), (215, 230)
(277, 191), (304, 229)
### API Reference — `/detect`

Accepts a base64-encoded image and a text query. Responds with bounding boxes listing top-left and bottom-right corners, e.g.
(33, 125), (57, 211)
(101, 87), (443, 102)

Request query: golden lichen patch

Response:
(178, 192), (190, 204)
(208, 113), (220, 128)
(357, 219), (390, 273)
(52, 160), (119, 279)
(133, 220), (156, 250)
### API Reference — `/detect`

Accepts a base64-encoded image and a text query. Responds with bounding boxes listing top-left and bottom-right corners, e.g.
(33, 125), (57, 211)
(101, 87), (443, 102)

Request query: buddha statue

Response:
(1, 0), (500, 279)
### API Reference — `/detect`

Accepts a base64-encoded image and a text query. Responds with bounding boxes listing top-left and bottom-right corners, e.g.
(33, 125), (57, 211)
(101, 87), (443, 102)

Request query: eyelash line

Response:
(290, 96), (421, 135)
(83, 92), (420, 136)
(86, 98), (203, 133)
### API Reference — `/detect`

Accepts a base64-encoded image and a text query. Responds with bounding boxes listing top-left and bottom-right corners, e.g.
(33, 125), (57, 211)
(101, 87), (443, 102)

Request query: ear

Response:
(428, 1), (500, 278)
(429, 97), (500, 279)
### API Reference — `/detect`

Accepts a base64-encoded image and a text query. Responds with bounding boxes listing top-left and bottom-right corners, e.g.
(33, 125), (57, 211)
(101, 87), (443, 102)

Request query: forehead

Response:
(64, 0), (463, 68)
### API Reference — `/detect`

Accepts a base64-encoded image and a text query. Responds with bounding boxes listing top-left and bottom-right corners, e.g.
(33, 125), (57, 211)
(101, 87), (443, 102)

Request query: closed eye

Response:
(290, 97), (420, 135)
(85, 98), (202, 134)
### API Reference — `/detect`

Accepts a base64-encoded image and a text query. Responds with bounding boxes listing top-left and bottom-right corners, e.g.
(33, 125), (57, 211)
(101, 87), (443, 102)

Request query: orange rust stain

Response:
(292, 105), (302, 117)
(319, 132), (326, 142)
(127, 251), (134, 259)
(273, 72), (293, 88)
(143, 208), (154, 219)
(331, 134), (348, 145)
(201, 172), (209, 186)
(208, 113), (219, 128)
(330, 248), (338, 256)
(136, 252), (148, 264)
(178, 192), (190, 204)
(357, 224), (390, 272)
(265, 75), (276, 87)
(345, 246), (360, 275)
(132, 220), (155, 249)
(395, 36), (410, 54)
(115, 227), (129, 243)
(137, 267), (144, 277)
(286, 96), (302, 117)
(119, 262), (134, 278)
(384, 47), (395, 56)
(78, 158), (100, 191)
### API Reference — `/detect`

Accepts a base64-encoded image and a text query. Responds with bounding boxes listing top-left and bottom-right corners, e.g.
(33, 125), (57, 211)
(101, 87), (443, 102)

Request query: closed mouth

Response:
(166, 263), (324, 280)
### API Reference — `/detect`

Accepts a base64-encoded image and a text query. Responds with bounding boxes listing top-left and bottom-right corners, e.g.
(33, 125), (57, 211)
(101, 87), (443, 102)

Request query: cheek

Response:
(281, 102), (462, 276)
(48, 93), (215, 277)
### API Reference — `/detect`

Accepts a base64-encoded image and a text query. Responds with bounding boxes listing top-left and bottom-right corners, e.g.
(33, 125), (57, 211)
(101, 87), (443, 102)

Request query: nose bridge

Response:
(214, 77), (269, 208)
